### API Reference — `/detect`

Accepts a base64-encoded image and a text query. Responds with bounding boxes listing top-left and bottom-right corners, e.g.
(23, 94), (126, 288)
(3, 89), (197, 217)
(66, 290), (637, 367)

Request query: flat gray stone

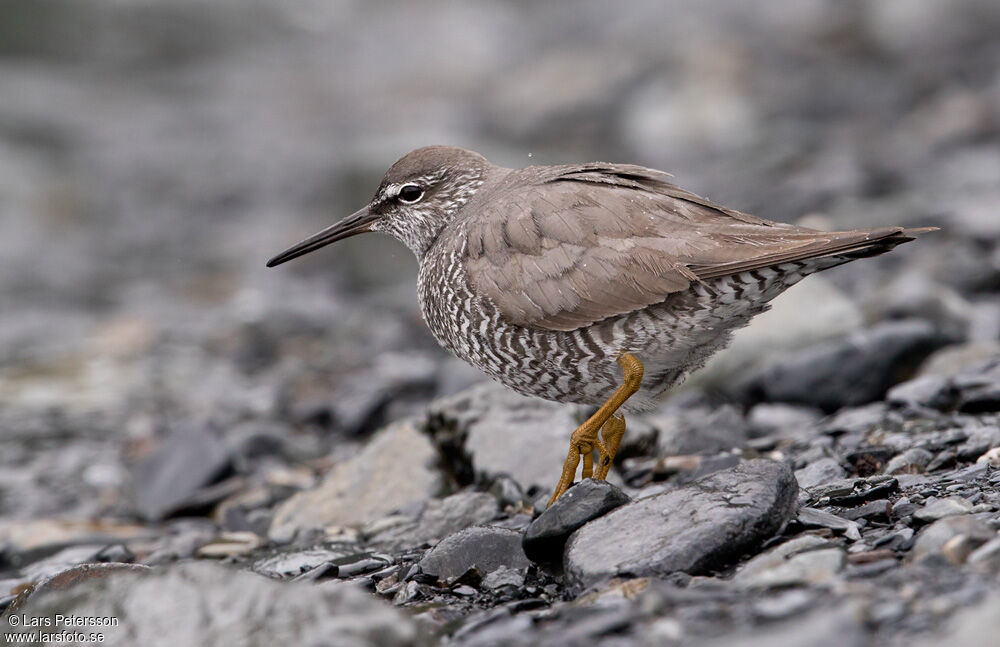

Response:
(794, 458), (846, 490)
(364, 491), (500, 551)
(913, 496), (973, 523)
(564, 459), (797, 590)
(417, 526), (530, 582)
(269, 420), (443, 542)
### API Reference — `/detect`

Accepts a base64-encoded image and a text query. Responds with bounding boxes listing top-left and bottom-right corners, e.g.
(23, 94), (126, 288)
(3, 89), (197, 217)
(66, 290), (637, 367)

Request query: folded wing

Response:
(463, 164), (927, 332)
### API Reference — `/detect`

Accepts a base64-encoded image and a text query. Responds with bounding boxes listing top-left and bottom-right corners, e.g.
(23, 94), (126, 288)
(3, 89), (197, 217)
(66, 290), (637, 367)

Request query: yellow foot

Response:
(547, 353), (643, 507)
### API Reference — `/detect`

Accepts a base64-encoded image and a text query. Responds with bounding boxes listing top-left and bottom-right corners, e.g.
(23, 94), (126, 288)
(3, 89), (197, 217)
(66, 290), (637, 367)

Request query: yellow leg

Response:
(594, 413), (626, 481)
(547, 353), (644, 506)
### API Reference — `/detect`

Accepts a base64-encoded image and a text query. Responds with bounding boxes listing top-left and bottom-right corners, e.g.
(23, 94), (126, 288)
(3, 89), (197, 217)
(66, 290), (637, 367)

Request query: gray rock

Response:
(885, 448), (934, 474)
(365, 491), (500, 551)
(564, 459), (797, 590)
(522, 479), (631, 564)
(913, 496), (973, 523)
(742, 320), (952, 412)
(417, 526), (530, 582)
(427, 382), (579, 490)
(967, 537), (1000, 574)
(794, 458), (846, 490)
(886, 375), (956, 410)
(269, 420), (443, 542)
(914, 592), (1000, 647)
(131, 426), (233, 521)
(688, 276), (863, 394)
(797, 508), (862, 541)
(736, 544), (845, 588)
(481, 566), (526, 590)
(11, 561), (425, 647)
(734, 534), (835, 586)
(911, 515), (995, 563)
(645, 401), (749, 455)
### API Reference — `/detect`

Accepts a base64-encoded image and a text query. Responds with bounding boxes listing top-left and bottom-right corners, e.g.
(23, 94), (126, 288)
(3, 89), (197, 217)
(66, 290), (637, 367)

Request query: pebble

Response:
(522, 479), (630, 564)
(913, 496), (973, 523)
(564, 460), (797, 590)
(795, 458), (846, 490)
(797, 508), (862, 541)
(911, 515), (995, 563)
(417, 526), (530, 583)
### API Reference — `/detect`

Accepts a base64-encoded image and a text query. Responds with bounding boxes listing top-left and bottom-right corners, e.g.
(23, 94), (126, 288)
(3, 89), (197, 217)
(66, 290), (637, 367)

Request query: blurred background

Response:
(1, 0), (999, 548)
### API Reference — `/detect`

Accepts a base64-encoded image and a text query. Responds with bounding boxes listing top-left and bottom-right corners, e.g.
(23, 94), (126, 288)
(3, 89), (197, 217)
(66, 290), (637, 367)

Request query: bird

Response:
(267, 146), (934, 505)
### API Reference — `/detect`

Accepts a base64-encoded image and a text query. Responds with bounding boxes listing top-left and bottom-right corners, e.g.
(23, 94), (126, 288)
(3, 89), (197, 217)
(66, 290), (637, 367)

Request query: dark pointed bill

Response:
(266, 206), (376, 267)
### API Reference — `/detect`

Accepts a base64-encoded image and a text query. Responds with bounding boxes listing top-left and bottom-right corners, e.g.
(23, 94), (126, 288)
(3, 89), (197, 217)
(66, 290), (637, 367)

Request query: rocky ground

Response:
(2, 1), (1000, 646)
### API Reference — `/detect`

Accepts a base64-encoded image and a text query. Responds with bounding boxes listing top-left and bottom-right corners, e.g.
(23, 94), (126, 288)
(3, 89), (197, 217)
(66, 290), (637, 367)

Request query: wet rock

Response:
(794, 458), (846, 490)
(269, 420), (443, 542)
(11, 561), (426, 646)
(742, 320), (952, 412)
(365, 491), (500, 551)
(417, 526), (530, 583)
(427, 382), (578, 490)
(131, 426), (233, 521)
(911, 515), (995, 564)
(913, 496), (973, 523)
(252, 546), (360, 579)
(564, 460), (797, 590)
(522, 479), (630, 564)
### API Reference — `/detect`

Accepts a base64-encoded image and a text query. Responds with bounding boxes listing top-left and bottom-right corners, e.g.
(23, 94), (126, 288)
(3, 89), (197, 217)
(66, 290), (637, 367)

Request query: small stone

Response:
(737, 547), (845, 588)
(797, 508), (862, 541)
(913, 496), (973, 523)
(911, 515), (994, 563)
(752, 589), (816, 620)
(365, 491), (500, 551)
(418, 526), (530, 582)
(131, 426), (233, 521)
(840, 499), (891, 522)
(885, 448), (934, 475)
(522, 479), (630, 564)
(795, 458), (846, 490)
(481, 566), (525, 590)
(564, 460), (797, 590)
(967, 537), (1000, 573)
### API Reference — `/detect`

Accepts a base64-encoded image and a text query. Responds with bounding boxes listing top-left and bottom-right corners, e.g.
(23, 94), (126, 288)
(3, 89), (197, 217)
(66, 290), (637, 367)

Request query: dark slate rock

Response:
(522, 479), (631, 564)
(418, 526), (530, 582)
(131, 426), (233, 521)
(563, 459), (797, 591)
(741, 320), (952, 412)
(11, 561), (426, 646)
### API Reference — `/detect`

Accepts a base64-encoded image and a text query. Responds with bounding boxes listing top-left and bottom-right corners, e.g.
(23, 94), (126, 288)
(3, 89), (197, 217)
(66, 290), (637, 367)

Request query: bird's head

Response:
(267, 146), (492, 267)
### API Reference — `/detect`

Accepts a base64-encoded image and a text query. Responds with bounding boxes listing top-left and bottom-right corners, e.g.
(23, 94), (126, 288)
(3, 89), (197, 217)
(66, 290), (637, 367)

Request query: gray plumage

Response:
(268, 145), (933, 412)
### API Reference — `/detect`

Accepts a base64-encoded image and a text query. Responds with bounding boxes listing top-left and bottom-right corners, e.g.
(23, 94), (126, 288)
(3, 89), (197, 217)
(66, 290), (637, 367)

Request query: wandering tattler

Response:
(267, 146), (934, 505)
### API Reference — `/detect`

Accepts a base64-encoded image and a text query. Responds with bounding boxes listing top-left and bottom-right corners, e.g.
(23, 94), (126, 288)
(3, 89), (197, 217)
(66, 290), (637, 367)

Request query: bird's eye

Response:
(398, 184), (424, 203)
